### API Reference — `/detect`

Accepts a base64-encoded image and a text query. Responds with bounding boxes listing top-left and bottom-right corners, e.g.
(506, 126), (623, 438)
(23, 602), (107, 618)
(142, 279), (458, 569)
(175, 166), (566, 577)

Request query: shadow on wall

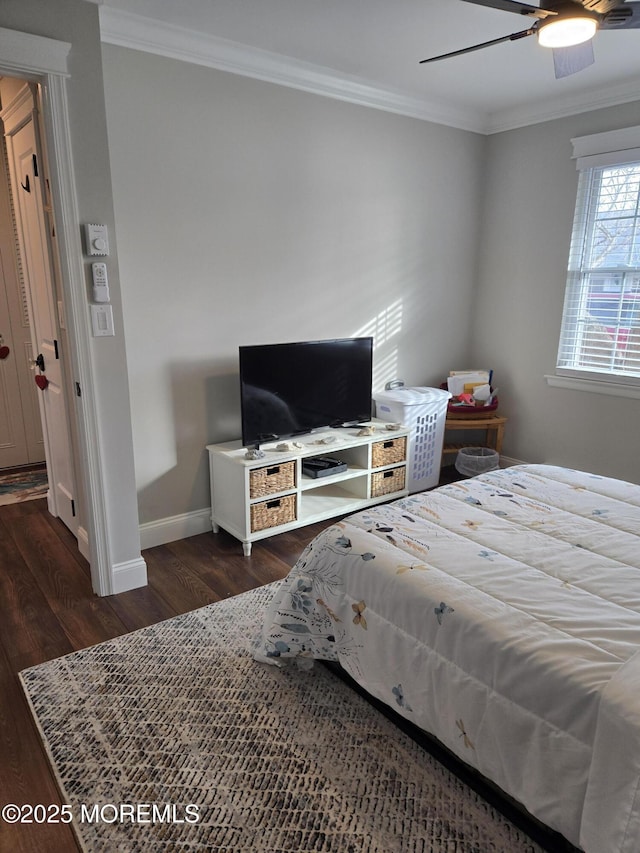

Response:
(135, 361), (242, 524)
(205, 370), (243, 444)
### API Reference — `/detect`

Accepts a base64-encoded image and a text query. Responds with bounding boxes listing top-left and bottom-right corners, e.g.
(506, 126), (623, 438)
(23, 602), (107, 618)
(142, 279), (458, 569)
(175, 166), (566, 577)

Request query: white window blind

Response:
(556, 126), (640, 385)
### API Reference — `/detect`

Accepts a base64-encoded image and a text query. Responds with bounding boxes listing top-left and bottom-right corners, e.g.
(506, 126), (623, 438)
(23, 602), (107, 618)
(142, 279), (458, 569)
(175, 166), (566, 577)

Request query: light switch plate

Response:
(90, 303), (115, 336)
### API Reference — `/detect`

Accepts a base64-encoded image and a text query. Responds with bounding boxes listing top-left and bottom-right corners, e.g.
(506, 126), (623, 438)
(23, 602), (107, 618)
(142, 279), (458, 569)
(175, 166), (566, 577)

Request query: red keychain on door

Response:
(33, 351), (49, 389)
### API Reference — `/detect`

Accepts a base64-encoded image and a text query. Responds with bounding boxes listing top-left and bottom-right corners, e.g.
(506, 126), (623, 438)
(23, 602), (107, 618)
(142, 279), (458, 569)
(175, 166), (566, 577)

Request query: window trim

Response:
(572, 125), (640, 170)
(545, 373), (640, 400)
(553, 124), (640, 394)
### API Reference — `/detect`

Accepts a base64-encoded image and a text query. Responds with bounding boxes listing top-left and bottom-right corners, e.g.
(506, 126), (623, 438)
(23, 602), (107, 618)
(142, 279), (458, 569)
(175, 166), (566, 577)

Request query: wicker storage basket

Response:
(371, 437), (407, 468)
(249, 461), (296, 499)
(250, 494), (296, 532)
(371, 466), (406, 498)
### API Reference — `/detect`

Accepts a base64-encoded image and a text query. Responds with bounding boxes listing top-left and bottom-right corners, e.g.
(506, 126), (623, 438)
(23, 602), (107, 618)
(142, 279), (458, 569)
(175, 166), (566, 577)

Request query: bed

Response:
(254, 464), (640, 853)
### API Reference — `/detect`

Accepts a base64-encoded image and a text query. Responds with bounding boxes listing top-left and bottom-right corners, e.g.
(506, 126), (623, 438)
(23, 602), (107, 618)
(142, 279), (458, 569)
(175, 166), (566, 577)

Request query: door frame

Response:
(2, 82), (79, 533)
(0, 27), (112, 595)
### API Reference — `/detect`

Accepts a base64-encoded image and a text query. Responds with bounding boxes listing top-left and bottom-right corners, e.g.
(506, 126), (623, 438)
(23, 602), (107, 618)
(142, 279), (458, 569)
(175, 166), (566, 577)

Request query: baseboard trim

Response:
(77, 525), (90, 561)
(111, 556), (148, 595)
(139, 508), (212, 550)
(138, 465), (529, 552)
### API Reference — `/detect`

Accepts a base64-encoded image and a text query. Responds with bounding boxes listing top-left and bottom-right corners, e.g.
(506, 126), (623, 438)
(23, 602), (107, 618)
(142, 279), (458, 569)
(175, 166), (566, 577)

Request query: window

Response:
(556, 126), (640, 387)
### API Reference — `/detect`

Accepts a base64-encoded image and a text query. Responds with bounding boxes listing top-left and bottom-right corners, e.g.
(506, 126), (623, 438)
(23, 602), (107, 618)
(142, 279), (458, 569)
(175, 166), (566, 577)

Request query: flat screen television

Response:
(239, 337), (373, 448)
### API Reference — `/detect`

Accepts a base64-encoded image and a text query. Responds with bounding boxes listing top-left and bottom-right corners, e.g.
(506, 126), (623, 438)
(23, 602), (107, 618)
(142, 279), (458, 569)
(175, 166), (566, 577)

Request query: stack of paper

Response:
(447, 370), (491, 397)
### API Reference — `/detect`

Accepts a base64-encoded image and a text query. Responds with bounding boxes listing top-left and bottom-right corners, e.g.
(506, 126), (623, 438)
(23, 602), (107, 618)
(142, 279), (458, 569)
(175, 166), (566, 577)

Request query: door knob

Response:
(33, 353), (45, 371)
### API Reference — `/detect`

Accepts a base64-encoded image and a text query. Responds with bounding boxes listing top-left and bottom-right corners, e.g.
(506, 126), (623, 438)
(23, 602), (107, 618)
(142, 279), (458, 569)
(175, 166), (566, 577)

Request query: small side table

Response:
(441, 412), (508, 468)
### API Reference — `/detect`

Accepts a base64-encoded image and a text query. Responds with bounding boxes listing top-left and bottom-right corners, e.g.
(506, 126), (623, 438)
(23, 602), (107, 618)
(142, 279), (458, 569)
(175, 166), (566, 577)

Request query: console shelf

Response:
(206, 420), (410, 555)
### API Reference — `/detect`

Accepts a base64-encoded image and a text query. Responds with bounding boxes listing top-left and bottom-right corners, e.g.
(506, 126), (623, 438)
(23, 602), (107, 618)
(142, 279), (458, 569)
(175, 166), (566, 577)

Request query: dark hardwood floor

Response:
(0, 495), (326, 853)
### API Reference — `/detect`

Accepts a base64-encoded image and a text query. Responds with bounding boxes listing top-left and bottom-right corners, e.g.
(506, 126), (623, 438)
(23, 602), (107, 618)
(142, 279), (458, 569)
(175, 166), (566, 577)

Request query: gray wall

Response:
(101, 44), (486, 525)
(472, 101), (640, 483)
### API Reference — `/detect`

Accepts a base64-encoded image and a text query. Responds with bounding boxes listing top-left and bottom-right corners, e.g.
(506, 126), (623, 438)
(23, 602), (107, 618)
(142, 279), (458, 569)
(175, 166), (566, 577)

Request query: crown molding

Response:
(98, 6), (486, 133)
(98, 6), (640, 136)
(487, 77), (640, 134)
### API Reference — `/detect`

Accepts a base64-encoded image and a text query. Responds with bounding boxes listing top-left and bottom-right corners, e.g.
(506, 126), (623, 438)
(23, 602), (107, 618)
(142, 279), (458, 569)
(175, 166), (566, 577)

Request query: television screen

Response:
(239, 337), (373, 447)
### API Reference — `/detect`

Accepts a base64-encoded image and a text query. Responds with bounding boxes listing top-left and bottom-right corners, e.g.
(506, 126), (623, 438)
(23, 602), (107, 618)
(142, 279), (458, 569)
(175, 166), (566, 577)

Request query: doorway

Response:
(0, 109), (46, 473)
(0, 24), (147, 597)
(0, 75), (78, 536)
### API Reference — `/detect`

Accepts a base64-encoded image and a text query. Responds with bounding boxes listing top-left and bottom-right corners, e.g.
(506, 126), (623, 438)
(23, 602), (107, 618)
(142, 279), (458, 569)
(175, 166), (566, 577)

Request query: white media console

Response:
(207, 420), (411, 555)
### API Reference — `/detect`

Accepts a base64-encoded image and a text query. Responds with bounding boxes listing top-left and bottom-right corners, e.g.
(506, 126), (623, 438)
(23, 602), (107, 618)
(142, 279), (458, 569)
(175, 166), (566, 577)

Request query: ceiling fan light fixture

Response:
(537, 15), (598, 48)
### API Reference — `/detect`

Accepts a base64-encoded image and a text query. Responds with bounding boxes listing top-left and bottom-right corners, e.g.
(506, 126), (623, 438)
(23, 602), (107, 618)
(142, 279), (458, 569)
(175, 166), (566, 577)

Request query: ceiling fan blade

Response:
(460, 0), (555, 19)
(552, 40), (595, 78)
(600, 1), (640, 28)
(419, 27), (535, 64)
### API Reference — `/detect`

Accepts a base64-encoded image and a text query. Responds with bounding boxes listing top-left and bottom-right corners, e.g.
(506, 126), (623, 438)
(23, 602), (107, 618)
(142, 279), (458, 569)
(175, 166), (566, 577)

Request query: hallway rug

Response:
(0, 465), (48, 505)
(20, 583), (545, 852)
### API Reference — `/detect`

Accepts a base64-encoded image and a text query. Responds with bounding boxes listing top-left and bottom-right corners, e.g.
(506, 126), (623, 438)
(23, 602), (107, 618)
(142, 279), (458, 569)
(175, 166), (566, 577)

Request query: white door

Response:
(2, 85), (77, 533)
(0, 139), (45, 469)
(0, 269), (46, 469)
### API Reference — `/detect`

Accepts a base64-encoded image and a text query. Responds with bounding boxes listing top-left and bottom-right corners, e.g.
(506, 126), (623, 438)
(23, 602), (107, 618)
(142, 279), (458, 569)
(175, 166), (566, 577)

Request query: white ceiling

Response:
(95, 0), (640, 133)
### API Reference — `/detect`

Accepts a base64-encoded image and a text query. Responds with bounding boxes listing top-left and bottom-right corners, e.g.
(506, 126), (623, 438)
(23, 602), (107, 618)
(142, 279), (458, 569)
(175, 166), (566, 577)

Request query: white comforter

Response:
(255, 465), (640, 852)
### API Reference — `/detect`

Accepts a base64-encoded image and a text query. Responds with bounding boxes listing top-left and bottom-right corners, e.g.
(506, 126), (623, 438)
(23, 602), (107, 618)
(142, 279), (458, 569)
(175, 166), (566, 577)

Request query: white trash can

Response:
(455, 447), (500, 478)
(374, 386), (451, 493)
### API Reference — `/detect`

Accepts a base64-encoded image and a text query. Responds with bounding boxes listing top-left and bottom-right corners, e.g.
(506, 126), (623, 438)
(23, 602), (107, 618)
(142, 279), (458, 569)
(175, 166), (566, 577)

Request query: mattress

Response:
(255, 464), (640, 853)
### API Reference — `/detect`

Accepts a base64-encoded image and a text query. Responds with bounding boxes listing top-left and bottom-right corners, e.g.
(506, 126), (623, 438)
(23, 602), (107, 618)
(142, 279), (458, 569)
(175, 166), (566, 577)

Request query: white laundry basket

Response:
(374, 386), (451, 492)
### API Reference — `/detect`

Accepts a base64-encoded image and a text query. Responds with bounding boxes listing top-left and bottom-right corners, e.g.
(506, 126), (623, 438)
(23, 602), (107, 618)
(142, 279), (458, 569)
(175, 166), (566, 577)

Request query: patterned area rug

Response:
(0, 466), (48, 505)
(20, 583), (544, 852)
